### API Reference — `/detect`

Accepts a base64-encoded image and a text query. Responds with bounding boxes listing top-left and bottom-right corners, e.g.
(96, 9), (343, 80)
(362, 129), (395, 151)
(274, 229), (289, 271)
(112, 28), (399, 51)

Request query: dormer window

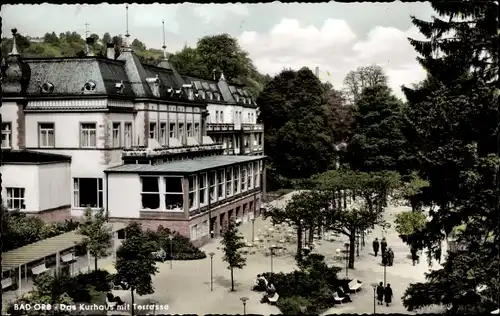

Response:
(216, 93), (221, 101)
(40, 82), (54, 94)
(83, 80), (97, 94)
(200, 91), (206, 99)
(188, 89), (194, 100)
(207, 92), (213, 100)
(235, 95), (240, 102)
(115, 81), (124, 94)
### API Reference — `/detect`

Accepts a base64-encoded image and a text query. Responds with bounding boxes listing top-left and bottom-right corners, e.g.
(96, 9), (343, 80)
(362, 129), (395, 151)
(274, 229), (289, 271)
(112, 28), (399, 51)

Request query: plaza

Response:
(96, 191), (446, 315)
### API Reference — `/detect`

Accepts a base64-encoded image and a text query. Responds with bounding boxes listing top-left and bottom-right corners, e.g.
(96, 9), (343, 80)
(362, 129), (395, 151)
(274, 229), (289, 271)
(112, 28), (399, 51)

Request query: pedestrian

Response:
(435, 247), (441, 264)
(373, 238), (380, 257)
(376, 282), (384, 305)
(410, 247), (419, 266)
(382, 251), (388, 266)
(384, 284), (393, 306)
(381, 237), (388, 255)
(387, 248), (394, 266)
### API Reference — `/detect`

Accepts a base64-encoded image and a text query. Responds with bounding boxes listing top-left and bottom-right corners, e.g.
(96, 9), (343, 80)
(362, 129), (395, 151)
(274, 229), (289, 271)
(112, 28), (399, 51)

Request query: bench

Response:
(348, 279), (364, 292)
(32, 264), (49, 276)
(2, 277), (13, 290)
(106, 293), (118, 310)
(61, 253), (78, 263)
(333, 292), (345, 304)
(268, 293), (279, 304)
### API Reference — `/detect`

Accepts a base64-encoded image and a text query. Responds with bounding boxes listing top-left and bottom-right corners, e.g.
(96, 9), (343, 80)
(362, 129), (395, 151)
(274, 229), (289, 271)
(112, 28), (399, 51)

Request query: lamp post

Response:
(251, 218), (255, 242)
(168, 235), (173, 269)
(270, 245), (276, 274)
(344, 243), (350, 277)
(356, 232), (360, 257)
(383, 261), (387, 287)
(371, 283), (377, 314)
(240, 297), (249, 315)
(209, 252), (215, 291)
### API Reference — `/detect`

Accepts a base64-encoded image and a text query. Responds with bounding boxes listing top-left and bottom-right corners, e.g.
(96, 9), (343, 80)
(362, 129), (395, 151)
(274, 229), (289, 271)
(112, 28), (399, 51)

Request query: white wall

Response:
(107, 173), (141, 218)
(0, 164), (39, 212)
(25, 112), (106, 148)
(0, 101), (20, 149)
(38, 162), (71, 211)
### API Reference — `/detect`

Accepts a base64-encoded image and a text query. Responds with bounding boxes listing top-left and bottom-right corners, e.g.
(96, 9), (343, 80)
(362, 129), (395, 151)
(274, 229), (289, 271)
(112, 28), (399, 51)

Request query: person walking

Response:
(373, 238), (380, 257)
(384, 284), (393, 307)
(376, 282), (384, 305)
(382, 251), (388, 266)
(387, 248), (394, 266)
(381, 237), (388, 256)
(411, 247), (419, 266)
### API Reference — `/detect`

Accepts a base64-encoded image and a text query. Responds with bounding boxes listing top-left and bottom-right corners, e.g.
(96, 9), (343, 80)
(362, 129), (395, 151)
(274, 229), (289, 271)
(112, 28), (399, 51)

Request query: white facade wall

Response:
(1, 164), (39, 212)
(107, 173), (141, 218)
(37, 162), (71, 211)
(1, 102), (20, 149)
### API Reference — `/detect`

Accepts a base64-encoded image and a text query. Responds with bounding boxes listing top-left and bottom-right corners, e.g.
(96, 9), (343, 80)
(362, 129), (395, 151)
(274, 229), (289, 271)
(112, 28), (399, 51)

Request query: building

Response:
(1, 28), (266, 245)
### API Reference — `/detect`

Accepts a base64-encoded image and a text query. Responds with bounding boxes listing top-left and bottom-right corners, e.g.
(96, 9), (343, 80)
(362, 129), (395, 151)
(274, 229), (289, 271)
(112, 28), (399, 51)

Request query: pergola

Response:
(1, 222), (126, 296)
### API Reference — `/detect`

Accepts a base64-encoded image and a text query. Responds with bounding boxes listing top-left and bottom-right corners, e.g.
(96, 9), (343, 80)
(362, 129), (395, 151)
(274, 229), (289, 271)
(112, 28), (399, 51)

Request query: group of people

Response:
(253, 274), (277, 300)
(376, 282), (393, 307)
(372, 238), (394, 266)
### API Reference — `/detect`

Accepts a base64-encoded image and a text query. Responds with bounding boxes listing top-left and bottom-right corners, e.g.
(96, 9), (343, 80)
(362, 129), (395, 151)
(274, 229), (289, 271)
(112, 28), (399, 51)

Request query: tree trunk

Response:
(349, 234), (356, 269)
(296, 226), (303, 262)
(308, 227), (314, 245)
(94, 257), (98, 271)
(230, 267), (235, 291)
(131, 289), (135, 316)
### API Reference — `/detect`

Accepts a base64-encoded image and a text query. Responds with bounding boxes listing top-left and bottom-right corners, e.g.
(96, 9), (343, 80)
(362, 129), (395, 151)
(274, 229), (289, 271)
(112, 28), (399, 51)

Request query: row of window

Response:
(210, 111), (255, 124)
(148, 122), (200, 144)
(212, 133), (263, 149)
(139, 161), (262, 211)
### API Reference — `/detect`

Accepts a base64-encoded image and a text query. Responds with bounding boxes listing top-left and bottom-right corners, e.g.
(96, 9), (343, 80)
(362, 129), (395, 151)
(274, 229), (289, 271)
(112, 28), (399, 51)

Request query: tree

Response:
(77, 207), (112, 271)
(115, 222), (158, 316)
(257, 67), (335, 180)
(313, 169), (398, 268)
(131, 38), (146, 51)
(347, 85), (406, 174)
(399, 1), (499, 312)
(343, 64), (388, 104)
(220, 220), (247, 291)
(43, 32), (59, 44)
(394, 211), (427, 242)
(102, 32), (112, 45)
(396, 171), (429, 212)
(324, 88), (354, 146)
(265, 190), (329, 263)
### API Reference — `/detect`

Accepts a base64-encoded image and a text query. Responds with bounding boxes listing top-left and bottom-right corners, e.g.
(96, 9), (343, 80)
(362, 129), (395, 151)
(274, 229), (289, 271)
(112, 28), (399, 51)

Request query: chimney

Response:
(315, 66), (320, 78)
(85, 37), (95, 56)
(106, 43), (115, 59)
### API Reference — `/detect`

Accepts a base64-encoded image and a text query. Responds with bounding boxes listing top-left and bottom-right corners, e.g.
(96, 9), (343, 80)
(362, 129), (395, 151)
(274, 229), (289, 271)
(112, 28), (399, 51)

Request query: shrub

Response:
(148, 226), (206, 260)
(276, 296), (311, 314)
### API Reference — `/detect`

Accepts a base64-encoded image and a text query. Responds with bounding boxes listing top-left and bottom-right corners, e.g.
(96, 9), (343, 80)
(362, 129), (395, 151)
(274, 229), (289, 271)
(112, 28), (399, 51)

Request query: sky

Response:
(1, 2), (434, 99)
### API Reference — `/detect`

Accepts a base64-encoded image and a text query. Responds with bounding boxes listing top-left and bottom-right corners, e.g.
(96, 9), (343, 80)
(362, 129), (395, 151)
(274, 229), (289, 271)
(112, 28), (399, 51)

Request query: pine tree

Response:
(400, 1), (499, 312)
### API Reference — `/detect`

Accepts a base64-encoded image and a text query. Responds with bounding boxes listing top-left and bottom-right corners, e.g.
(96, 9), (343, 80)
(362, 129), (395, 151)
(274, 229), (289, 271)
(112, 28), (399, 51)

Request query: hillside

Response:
(1, 31), (271, 97)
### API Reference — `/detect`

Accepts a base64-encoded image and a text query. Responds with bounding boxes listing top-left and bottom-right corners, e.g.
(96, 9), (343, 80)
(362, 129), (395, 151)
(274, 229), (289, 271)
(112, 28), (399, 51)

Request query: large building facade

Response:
(0, 29), (266, 245)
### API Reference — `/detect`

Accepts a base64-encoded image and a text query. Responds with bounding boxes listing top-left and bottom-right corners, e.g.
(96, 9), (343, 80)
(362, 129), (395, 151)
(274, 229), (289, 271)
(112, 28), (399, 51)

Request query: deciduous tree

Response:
(221, 220), (247, 291)
(343, 64), (388, 104)
(78, 207), (112, 271)
(115, 223), (158, 316)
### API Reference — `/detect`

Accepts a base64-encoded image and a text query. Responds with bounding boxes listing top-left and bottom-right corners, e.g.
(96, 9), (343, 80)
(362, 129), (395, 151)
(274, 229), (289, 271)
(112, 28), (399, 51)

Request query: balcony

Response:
(207, 123), (235, 132)
(242, 124), (264, 131)
(253, 145), (264, 152)
(122, 143), (224, 158)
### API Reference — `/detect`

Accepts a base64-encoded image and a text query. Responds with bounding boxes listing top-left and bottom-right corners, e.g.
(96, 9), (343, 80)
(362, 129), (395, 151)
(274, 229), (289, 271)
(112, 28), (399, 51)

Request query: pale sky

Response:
(1, 3), (433, 98)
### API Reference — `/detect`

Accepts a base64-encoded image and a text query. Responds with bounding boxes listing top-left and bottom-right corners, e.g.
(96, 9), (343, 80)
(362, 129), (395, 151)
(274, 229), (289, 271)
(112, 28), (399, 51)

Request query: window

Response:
(149, 122), (157, 139)
(248, 163), (254, 189)
(194, 123), (200, 139)
(159, 122), (167, 145)
(179, 123), (185, 141)
(217, 169), (225, 200)
(80, 123), (97, 148)
(164, 176), (183, 211)
(235, 166), (241, 194)
(39, 123), (55, 148)
(248, 113), (250, 123)
(74, 178), (103, 208)
(235, 95), (240, 102)
(1, 122), (12, 149)
(216, 111), (219, 123)
(188, 89), (194, 100)
(258, 133), (263, 145)
(226, 167), (233, 197)
(249, 201), (254, 214)
(220, 111), (224, 123)
(191, 224), (198, 241)
(235, 136), (240, 149)
(189, 175), (198, 210)
(244, 136), (249, 148)
(216, 93), (221, 101)
(241, 166), (247, 192)
(187, 123), (193, 137)
(199, 173), (207, 206)
(141, 177), (160, 209)
(124, 122), (132, 148)
(209, 171), (216, 202)
(112, 122), (121, 147)
(254, 161), (259, 188)
(169, 123), (176, 138)
(207, 92), (213, 100)
(6, 188), (25, 210)
(228, 137), (233, 148)
(256, 161), (261, 188)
